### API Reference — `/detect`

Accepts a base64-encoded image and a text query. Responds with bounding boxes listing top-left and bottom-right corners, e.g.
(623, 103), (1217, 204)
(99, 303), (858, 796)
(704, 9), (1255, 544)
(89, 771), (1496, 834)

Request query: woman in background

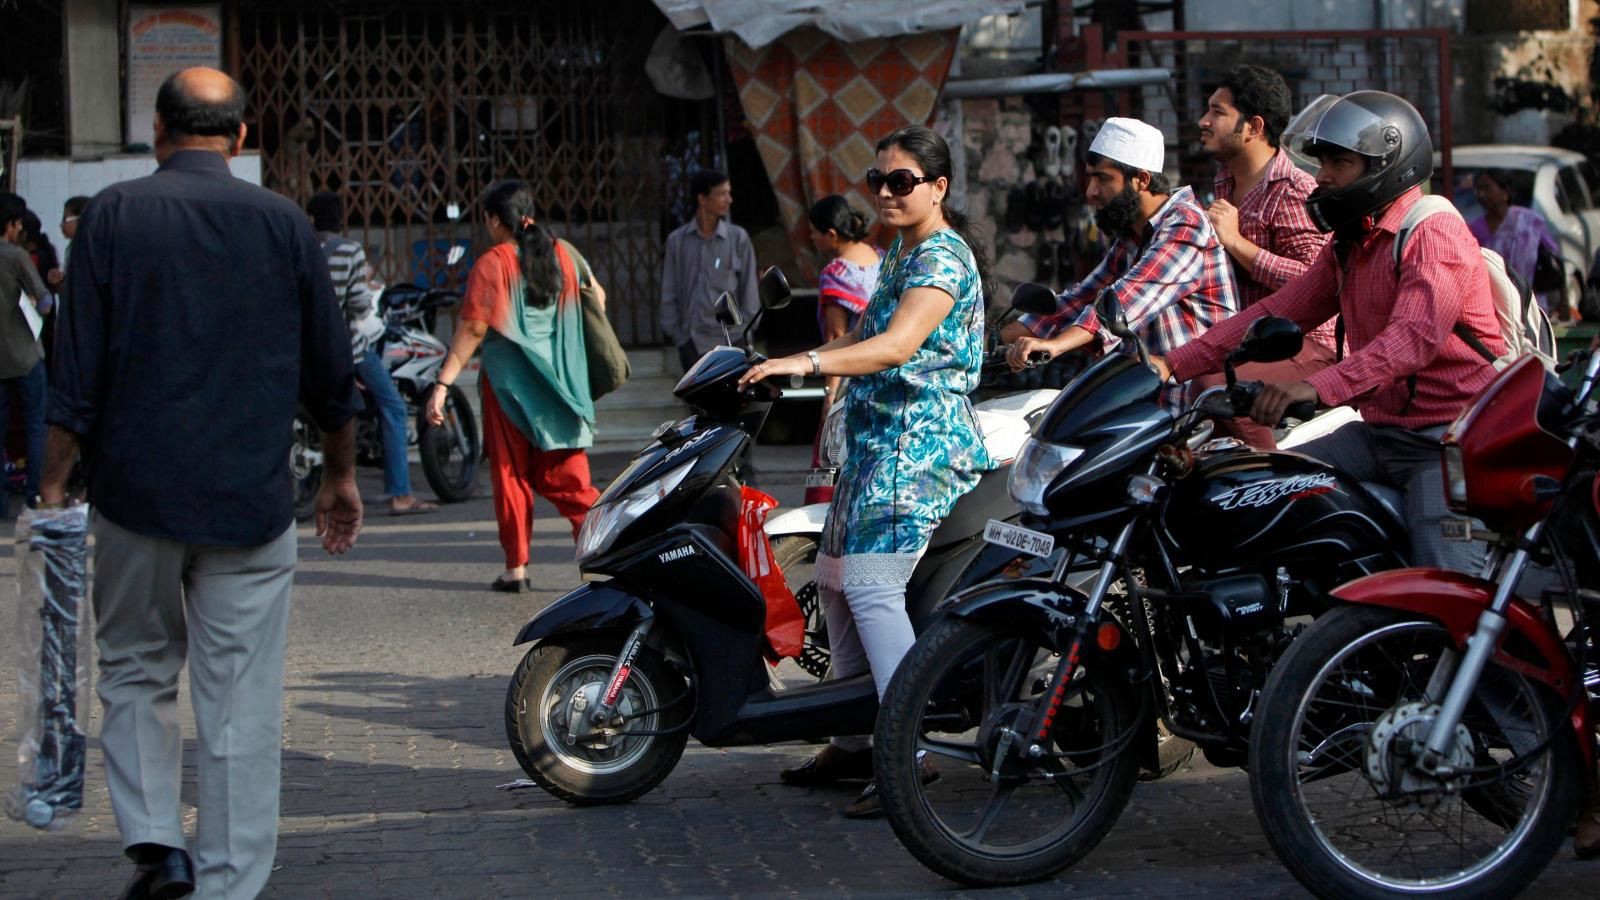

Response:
(425, 180), (602, 592)
(804, 195), (882, 503)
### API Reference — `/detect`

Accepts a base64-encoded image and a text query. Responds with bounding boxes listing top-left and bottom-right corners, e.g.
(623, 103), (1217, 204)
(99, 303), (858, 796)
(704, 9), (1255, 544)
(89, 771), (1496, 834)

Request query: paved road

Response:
(1, 454), (1594, 898)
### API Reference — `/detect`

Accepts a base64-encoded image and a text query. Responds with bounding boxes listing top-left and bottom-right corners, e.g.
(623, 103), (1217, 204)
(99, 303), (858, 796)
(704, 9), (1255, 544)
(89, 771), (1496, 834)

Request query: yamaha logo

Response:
(658, 546), (697, 564)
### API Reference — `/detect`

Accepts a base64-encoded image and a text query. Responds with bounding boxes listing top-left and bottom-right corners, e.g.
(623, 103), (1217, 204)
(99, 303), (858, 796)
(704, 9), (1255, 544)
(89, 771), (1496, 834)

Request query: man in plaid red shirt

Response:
(1001, 117), (1237, 410)
(1191, 65), (1337, 448)
(1156, 91), (1499, 574)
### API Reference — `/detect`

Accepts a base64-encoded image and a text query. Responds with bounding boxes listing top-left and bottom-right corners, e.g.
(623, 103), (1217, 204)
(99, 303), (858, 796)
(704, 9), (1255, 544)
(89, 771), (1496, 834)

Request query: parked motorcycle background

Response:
(1247, 347), (1600, 899)
(871, 287), (1414, 886)
(291, 245), (481, 518)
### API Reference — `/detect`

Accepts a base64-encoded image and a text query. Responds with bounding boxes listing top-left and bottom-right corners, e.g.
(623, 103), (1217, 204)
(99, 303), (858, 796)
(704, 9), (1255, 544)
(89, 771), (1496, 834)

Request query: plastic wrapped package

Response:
(6, 506), (92, 831)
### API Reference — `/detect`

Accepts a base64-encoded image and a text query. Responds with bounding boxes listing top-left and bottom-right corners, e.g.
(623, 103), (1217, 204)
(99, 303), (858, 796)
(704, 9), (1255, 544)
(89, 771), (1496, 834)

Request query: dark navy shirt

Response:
(50, 150), (360, 546)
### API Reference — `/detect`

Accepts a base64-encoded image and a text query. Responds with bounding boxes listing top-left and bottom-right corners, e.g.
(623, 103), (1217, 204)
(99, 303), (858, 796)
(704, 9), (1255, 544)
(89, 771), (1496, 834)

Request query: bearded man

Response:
(1001, 116), (1237, 410)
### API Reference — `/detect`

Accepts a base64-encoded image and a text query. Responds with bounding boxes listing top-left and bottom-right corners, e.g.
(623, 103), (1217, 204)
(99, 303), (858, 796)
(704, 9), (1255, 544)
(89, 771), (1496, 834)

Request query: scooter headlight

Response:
(576, 462), (695, 565)
(1007, 437), (1084, 516)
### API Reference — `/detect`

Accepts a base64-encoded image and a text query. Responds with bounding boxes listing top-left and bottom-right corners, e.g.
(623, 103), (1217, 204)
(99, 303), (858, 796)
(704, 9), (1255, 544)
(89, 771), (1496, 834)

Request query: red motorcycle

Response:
(1247, 351), (1599, 899)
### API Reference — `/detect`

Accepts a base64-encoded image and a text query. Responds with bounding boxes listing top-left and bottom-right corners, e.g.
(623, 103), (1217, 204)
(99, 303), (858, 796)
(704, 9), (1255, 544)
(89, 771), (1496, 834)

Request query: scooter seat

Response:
(1361, 482), (1404, 525)
(929, 466), (1014, 550)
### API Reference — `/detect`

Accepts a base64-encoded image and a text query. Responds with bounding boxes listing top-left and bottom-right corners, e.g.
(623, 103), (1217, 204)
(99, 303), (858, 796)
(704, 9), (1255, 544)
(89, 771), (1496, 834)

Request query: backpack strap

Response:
(1389, 195), (1466, 413)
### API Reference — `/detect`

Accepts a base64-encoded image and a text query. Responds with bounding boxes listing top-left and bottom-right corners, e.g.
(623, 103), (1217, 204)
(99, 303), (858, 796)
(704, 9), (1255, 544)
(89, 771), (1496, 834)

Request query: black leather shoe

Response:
(780, 746), (872, 786)
(120, 844), (195, 900)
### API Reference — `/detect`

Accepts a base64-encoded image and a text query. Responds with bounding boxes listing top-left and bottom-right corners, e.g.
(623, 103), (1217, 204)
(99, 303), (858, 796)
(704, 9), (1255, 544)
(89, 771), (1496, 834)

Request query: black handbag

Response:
(1533, 246), (1565, 293)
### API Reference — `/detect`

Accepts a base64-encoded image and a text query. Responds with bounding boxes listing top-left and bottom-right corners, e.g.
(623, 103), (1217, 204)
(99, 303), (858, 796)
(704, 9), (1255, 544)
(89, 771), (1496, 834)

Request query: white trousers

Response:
(820, 549), (925, 753)
(93, 515), (296, 900)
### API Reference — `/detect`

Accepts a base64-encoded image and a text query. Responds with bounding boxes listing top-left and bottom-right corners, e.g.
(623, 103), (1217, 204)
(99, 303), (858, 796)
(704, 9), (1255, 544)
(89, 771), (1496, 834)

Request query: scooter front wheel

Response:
(505, 635), (690, 805)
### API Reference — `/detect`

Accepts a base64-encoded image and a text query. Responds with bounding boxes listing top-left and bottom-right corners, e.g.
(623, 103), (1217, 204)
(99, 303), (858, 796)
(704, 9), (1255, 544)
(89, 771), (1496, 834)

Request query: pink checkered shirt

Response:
(1169, 188), (1503, 429)
(1020, 186), (1239, 409)
(1214, 150), (1337, 350)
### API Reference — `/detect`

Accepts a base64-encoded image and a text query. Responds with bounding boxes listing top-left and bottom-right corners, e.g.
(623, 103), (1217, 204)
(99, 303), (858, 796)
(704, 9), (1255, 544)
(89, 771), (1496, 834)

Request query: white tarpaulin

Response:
(653, 0), (1028, 49)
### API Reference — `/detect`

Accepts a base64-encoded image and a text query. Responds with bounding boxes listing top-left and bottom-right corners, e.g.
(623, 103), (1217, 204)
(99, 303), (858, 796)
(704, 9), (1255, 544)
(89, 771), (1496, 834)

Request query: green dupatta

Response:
(479, 240), (595, 449)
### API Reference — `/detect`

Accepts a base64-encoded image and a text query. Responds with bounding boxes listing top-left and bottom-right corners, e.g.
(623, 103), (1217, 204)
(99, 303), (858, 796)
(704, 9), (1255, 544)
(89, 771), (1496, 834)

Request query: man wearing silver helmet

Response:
(1154, 90), (1500, 573)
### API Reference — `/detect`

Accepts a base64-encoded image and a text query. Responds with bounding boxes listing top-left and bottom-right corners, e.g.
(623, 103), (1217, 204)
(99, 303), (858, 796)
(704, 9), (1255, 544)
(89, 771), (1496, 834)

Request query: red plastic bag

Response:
(737, 487), (805, 658)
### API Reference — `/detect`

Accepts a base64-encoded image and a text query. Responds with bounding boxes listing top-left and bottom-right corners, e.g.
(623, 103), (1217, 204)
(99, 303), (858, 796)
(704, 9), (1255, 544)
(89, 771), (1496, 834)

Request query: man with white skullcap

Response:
(1001, 116), (1237, 410)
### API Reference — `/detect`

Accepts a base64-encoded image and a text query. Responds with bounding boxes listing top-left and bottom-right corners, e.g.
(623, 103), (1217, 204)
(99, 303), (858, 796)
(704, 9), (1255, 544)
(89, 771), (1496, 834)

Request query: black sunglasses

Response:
(866, 168), (935, 197)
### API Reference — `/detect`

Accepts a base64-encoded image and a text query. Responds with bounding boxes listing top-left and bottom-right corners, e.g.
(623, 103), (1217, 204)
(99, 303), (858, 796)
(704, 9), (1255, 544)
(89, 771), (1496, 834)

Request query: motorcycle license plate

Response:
(805, 468), (837, 488)
(984, 519), (1054, 558)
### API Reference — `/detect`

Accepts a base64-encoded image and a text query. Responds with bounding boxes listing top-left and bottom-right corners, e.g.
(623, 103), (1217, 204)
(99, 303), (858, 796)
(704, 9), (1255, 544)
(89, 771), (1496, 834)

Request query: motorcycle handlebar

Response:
(981, 347), (1052, 373)
(1212, 381), (1318, 427)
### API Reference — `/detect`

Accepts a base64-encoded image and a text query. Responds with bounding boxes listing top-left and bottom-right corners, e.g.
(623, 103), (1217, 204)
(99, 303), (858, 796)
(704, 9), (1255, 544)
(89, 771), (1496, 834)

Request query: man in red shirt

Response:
(1155, 91), (1501, 572)
(1191, 65), (1336, 448)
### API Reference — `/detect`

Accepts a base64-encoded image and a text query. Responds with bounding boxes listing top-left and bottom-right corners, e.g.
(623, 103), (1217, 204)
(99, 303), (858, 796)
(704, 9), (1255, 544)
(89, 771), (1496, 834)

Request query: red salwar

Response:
(480, 377), (601, 568)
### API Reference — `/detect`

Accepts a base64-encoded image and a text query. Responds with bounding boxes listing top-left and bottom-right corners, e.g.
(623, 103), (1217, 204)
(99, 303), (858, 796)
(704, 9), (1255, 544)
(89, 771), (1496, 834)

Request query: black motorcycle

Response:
(501, 269), (1050, 804)
(870, 295), (1413, 886)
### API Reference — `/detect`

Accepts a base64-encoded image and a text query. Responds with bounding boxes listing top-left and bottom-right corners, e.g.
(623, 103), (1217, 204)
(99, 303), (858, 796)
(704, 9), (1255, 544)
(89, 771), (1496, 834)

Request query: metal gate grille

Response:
(237, 1), (710, 345)
(1110, 30), (1453, 196)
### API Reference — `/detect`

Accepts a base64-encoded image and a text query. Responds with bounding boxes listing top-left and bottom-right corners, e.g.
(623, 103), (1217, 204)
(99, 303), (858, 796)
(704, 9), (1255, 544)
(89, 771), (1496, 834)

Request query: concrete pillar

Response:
(63, 0), (122, 157)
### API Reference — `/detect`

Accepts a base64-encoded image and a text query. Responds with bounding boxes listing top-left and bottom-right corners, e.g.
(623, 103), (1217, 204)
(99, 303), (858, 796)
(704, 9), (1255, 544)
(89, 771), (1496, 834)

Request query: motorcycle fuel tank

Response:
(1159, 449), (1406, 571)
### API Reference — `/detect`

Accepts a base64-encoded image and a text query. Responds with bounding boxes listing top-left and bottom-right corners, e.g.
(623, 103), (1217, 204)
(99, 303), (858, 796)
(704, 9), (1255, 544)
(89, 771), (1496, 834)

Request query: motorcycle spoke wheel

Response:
(875, 616), (1139, 886)
(1251, 606), (1582, 899)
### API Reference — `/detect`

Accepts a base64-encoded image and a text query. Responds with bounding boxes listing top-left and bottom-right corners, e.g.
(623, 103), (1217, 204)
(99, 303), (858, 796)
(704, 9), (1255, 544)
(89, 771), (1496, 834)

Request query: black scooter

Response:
(501, 269), (1046, 804)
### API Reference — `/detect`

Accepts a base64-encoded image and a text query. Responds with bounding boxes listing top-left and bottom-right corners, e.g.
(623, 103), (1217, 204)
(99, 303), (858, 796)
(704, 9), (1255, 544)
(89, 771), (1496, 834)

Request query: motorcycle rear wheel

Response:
(1249, 605), (1582, 900)
(505, 635), (690, 805)
(769, 535), (829, 680)
(417, 384), (479, 502)
(874, 615), (1140, 886)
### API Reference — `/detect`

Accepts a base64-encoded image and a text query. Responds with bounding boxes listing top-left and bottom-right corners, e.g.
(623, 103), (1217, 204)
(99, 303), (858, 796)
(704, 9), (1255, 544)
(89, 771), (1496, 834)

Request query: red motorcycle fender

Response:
(1331, 567), (1592, 764)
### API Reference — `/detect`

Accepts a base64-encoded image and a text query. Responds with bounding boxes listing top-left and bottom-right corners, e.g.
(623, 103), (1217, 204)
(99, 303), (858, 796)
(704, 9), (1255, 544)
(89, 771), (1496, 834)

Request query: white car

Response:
(1439, 144), (1600, 310)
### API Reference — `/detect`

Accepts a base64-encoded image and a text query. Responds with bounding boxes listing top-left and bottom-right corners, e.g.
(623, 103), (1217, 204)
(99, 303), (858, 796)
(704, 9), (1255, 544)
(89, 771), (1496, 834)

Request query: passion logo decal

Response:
(1211, 473), (1337, 511)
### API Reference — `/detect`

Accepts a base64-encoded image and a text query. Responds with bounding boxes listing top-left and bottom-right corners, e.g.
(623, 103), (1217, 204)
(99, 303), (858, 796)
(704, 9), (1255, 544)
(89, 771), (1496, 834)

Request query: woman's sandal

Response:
(779, 746), (873, 786)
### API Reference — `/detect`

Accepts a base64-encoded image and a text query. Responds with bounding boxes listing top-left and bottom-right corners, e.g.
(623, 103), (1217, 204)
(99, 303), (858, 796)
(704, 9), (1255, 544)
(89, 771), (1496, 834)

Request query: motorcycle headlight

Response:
(1007, 437), (1084, 516)
(1442, 444), (1468, 509)
(576, 462), (695, 565)
(819, 399), (849, 467)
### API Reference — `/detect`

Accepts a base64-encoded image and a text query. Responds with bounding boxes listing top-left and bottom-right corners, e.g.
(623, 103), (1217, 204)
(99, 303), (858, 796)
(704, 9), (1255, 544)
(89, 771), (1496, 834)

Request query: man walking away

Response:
(1193, 64), (1337, 448)
(306, 190), (436, 516)
(40, 67), (363, 900)
(660, 168), (759, 371)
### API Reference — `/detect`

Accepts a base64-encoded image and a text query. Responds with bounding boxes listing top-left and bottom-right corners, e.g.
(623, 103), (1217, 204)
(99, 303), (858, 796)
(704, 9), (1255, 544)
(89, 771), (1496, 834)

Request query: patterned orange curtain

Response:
(723, 28), (959, 281)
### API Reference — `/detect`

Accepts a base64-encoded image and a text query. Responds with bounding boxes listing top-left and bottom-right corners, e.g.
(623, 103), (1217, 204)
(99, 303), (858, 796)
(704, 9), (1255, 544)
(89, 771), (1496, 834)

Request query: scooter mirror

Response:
(445, 245), (466, 266)
(1233, 316), (1304, 364)
(714, 291), (742, 328)
(758, 267), (792, 310)
(1095, 290), (1136, 341)
(1009, 281), (1058, 316)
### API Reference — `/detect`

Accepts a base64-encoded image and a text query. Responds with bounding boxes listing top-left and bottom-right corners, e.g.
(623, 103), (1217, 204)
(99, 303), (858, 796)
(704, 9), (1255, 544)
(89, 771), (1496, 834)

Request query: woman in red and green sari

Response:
(426, 180), (601, 592)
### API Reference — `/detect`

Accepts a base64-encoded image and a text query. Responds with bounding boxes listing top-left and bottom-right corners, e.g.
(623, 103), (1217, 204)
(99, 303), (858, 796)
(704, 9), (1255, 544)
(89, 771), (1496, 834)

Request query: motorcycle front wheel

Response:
(417, 384), (479, 502)
(1249, 605), (1583, 900)
(874, 615), (1141, 886)
(505, 634), (690, 805)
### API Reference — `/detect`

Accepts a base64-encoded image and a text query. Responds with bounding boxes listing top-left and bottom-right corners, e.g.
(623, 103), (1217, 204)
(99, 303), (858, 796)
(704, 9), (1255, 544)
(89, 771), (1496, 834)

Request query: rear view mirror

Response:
(714, 291), (742, 328)
(1009, 282), (1057, 316)
(1232, 317), (1303, 364)
(759, 267), (792, 310)
(1095, 290), (1135, 341)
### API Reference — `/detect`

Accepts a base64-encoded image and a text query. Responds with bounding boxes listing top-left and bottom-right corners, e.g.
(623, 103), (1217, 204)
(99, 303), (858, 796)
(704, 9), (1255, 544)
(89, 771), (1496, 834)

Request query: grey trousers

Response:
(93, 515), (296, 900)
(1293, 421), (1486, 574)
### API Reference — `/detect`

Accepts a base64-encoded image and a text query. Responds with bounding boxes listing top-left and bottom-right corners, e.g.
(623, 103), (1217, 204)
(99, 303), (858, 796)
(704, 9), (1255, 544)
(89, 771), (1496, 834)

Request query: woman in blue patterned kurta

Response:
(739, 126), (993, 817)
